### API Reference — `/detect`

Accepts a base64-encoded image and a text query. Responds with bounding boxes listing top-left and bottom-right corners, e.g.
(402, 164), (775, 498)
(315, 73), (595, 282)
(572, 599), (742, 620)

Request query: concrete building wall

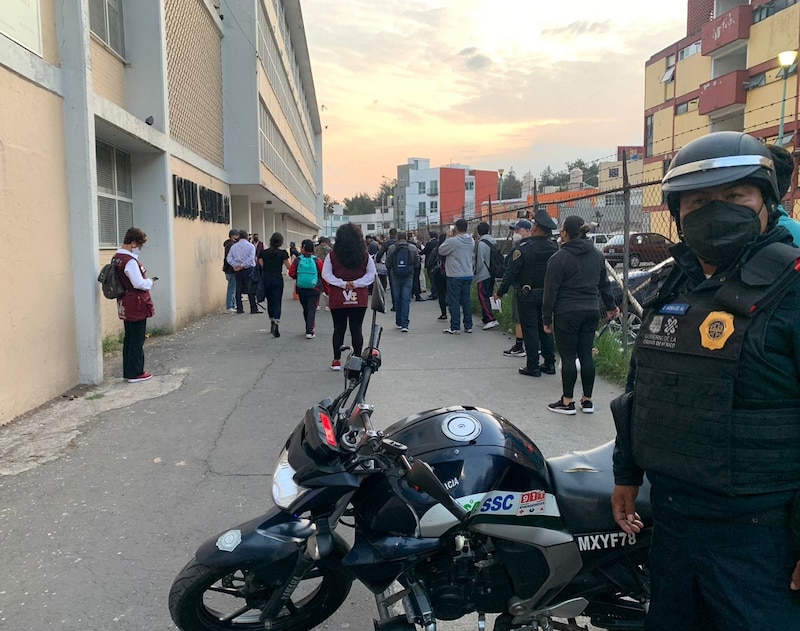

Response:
(90, 39), (125, 107)
(748, 4), (800, 67)
(0, 68), (75, 425)
(164, 0), (224, 168)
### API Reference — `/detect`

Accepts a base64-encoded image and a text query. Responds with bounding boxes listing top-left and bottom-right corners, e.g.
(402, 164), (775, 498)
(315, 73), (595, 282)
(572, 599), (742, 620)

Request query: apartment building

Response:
(642, 0), (799, 233)
(0, 0), (322, 425)
(394, 158), (498, 230)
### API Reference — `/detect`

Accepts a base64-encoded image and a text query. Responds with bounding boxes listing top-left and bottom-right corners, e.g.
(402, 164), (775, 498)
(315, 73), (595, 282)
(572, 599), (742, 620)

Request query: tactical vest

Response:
(632, 242), (800, 496)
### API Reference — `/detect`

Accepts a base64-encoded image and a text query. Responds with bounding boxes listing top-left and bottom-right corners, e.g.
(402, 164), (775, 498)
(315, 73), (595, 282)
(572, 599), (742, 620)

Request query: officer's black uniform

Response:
(497, 232), (558, 375)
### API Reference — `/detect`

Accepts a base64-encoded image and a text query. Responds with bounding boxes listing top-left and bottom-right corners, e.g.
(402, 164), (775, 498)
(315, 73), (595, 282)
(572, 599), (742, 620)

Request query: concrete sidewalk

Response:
(0, 290), (623, 630)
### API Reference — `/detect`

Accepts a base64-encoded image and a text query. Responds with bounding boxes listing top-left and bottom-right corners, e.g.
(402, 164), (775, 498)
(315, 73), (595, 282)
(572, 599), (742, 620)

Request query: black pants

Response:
(297, 287), (320, 334)
(412, 268), (421, 299)
(433, 273), (448, 317)
(330, 307), (366, 360)
(553, 309), (599, 399)
(122, 319), (147, 379)
(518, 288), (554, 371)
(235, 268), (257, 313)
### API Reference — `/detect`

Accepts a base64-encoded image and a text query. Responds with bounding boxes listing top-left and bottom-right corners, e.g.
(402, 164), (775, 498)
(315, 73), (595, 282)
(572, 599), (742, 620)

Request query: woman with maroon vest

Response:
(321, 223), (376, 370)
(113, 227), (156, 382)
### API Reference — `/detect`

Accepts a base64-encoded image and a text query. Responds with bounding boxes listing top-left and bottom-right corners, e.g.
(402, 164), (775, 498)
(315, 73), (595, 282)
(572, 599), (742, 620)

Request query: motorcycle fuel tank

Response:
(355, 406), (558, 537)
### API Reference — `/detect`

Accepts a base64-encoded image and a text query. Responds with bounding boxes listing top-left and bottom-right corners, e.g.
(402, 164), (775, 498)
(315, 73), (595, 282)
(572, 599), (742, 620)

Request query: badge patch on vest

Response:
(512, 250), (521, 261)
(699, 311), (735, 350)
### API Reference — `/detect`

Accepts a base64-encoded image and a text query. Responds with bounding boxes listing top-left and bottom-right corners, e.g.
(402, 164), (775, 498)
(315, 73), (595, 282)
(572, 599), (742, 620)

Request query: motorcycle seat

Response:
(546, 440), (652, 535)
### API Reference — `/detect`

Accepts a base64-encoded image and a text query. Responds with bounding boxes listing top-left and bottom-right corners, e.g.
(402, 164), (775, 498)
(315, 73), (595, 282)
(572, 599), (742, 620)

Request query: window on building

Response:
(418, 182), (426, 194)
(465, 181), (475, 191)
(660, 65), (676, 84)
(777, 62), (798, 79)
(89, 0), (125, 57)
(608, 167), (620, 178)
(605, 192), (625, 206)
(746, 73), (766, 90)
(666, 54), (676, 68)
(645, 115), (654, 157)
(367, 223), (375, 231)
(675, 101), (690, 115)
(430, 201), (438, 212)
(417, 202), (426, 217)
(678, 41), (701, 61)
(428, 180), (439, 195)
(96, 140), (133, 248)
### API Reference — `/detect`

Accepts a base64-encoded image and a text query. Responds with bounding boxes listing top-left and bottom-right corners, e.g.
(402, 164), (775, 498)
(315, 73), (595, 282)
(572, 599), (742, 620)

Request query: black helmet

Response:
(662, 132), (780, 224)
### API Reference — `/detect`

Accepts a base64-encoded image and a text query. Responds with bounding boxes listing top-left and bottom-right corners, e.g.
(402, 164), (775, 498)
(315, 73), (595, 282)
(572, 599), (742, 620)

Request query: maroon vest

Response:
(327, 251), (369, 309)
(114, 253), (155, 322)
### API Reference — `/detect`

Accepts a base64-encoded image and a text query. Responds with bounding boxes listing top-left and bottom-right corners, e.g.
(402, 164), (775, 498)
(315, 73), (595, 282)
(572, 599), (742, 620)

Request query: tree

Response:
(501, 167), (522, 199)
(343, 193), (374, 215)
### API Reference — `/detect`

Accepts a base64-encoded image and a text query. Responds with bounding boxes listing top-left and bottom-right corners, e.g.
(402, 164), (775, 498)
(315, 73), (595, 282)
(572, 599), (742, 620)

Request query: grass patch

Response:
(593, 330), (633, 387)
(102, 333), (125, 354)
(85, 393), (105, 400)
(146, 326), (170, 338)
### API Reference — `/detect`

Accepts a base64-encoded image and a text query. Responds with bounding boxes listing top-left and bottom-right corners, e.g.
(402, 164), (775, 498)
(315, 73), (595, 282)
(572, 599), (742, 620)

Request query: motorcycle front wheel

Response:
(168, 559), (353, 630)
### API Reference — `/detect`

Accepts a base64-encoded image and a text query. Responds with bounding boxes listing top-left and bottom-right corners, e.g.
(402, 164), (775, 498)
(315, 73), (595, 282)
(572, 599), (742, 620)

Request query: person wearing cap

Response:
(542, 216), (618, 409)
(610, 131), (800, 629)
(495, 213), (559, 376)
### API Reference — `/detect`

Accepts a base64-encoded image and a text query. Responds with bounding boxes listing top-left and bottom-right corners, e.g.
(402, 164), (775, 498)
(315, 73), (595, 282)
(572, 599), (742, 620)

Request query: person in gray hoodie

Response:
(437, 218), (475, 333)
(473, 222), (499, 329)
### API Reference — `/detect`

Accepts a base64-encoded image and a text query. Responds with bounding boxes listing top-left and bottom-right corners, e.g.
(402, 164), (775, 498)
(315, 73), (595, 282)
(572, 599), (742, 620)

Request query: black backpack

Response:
(393, 243), (413, 278)
(97, 257), (125, 299)
(485, 242), (506, 278)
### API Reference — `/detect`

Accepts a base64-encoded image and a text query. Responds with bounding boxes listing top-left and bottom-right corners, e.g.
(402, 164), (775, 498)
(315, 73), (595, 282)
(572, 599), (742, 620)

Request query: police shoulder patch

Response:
(512, 249), (522, 261)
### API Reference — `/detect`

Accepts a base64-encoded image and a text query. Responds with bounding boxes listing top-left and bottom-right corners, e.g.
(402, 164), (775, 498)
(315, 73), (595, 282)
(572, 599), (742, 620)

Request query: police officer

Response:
(611, 131), (800, 629)
(494, 211), (558, 377)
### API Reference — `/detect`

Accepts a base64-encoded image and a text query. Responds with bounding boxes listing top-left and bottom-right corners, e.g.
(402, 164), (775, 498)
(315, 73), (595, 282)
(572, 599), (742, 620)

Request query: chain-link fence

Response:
(414, 179), (679, 351)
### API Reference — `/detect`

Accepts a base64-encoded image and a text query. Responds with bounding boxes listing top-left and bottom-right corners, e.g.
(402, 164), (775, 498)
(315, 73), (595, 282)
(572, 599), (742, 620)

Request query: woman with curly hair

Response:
(321, 223), (376, 370)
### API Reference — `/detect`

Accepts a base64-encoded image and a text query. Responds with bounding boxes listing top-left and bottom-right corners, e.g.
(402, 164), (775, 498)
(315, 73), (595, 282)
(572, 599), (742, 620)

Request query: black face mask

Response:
(681, 200), (763, 268)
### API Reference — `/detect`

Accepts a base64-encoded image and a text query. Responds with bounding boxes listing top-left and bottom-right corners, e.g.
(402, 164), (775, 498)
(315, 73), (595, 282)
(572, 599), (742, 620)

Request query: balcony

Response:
(701, 4), (752, 57)
(698, 69), (749, 116)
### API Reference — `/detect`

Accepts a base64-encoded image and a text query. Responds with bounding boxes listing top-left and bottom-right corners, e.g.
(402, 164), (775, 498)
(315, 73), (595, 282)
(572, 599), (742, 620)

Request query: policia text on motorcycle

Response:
(611, 131), (800, 630)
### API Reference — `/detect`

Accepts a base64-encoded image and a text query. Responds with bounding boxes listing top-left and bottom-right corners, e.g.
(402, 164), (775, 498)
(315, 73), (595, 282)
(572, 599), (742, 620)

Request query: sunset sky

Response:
(301, 0), (689, 202)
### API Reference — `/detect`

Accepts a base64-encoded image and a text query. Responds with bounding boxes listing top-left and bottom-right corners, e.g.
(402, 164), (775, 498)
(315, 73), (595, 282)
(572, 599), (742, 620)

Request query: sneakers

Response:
(330, 360), (342, 371)
(503, 345), (526, 357)
(580, 398), (594, 414)
(539, 361), (557, 375)
(443, 328), (461, 335)
(401, 327), (409, 333)
(519, 366), (541, 377)
(482, 320), (500, 330)
(127, 373), (153, 383)
(547, 398), (576, 416)
(465, 328), (473, 333)
(306, 333), (316, 339)
(437, 314), (448, 320)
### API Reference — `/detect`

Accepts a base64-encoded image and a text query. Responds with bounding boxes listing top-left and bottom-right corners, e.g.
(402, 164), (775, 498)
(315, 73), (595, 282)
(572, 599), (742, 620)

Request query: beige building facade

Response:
(643, 0), (799, 237)
(0, 0), (323, 425)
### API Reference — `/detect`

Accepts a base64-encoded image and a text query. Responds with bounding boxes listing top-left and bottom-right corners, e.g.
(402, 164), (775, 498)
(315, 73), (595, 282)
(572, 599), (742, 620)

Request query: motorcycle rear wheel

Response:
(169, 559), (352, 630)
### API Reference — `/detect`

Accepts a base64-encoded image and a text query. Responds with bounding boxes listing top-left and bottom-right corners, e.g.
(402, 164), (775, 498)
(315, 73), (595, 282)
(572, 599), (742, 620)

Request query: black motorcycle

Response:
(169, 288), (651, 631)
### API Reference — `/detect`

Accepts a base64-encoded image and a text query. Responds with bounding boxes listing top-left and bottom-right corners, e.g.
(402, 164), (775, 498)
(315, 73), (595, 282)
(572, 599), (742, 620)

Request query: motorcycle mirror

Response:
(407, 459), (468, 521)
(371, 278), (386, 313)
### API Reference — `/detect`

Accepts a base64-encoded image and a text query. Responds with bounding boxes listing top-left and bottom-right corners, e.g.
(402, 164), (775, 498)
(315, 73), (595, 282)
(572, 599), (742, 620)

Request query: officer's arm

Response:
(496, 249), (520, 297)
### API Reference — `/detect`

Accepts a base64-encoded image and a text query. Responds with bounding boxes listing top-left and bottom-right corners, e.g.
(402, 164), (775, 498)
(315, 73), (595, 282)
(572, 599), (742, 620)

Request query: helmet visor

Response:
(662, 155), (775, 192)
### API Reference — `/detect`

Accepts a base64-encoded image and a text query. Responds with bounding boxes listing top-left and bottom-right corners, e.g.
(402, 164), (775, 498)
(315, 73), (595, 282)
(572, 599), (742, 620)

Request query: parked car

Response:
(586, 232), (613, 250)
(603, 232), (674, 268)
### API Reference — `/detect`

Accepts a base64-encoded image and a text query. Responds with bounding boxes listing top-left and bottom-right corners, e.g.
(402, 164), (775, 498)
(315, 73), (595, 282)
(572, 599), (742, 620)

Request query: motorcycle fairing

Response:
(194, 507), (315, 571)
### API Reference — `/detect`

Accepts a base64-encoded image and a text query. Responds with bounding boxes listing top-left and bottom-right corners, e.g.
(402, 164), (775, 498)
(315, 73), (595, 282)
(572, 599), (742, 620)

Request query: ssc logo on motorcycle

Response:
(216, 529), (242, 552)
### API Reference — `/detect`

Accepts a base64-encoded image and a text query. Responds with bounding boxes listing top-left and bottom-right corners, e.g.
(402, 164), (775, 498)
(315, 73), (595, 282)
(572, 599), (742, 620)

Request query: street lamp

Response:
(498, 168), (504, 202)
(778, 49), (798, 145)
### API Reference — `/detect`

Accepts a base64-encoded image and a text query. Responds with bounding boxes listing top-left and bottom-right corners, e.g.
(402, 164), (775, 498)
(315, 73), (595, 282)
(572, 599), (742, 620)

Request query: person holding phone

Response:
(113, 227), (156, 383)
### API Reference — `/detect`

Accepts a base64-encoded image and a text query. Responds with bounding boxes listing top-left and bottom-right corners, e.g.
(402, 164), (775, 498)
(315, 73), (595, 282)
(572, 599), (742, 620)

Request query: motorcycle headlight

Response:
(272, 448), (310, 510)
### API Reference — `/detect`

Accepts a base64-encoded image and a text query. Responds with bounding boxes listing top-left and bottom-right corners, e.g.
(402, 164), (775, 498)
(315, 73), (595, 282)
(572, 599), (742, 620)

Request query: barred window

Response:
(89, 0), (125, 57)
(96, 140), (133, 248)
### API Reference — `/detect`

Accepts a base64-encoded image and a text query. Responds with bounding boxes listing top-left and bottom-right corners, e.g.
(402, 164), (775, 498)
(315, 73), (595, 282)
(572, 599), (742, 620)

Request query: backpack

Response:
(97, 258), (125, 299)
(485, 241), (506, 278)
(296, 255), (319, 289)
(392, 243), (413, 278)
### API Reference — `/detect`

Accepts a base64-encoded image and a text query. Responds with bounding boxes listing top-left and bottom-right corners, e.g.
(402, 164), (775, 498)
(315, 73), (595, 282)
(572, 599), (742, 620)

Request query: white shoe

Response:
(482, 320), (500, 330)
(443, 328), (461, 335)
(306, 333), (316, 339)
(401, 327), (409, 332)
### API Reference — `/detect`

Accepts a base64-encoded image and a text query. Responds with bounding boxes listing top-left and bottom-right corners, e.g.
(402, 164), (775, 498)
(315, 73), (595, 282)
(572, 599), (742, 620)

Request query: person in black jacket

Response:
(542, 216), (618, 414)
(611, 131), (800, 630)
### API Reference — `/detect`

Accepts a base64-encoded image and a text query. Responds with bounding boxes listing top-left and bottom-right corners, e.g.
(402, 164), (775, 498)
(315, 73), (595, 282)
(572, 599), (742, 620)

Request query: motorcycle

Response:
(169, 286), (652, 631)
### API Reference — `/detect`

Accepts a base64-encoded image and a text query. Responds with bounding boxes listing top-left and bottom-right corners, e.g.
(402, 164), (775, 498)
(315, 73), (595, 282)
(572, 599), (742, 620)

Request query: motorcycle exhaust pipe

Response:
(373, 616), (416, 631)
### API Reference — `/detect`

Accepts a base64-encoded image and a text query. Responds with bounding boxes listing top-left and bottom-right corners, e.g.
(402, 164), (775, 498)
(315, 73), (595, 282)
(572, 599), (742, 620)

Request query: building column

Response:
(58, 0), (102, 384)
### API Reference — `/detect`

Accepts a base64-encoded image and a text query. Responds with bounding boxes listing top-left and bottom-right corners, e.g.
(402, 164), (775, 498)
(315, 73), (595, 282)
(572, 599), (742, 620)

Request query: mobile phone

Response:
(152, 276), (159, 281)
